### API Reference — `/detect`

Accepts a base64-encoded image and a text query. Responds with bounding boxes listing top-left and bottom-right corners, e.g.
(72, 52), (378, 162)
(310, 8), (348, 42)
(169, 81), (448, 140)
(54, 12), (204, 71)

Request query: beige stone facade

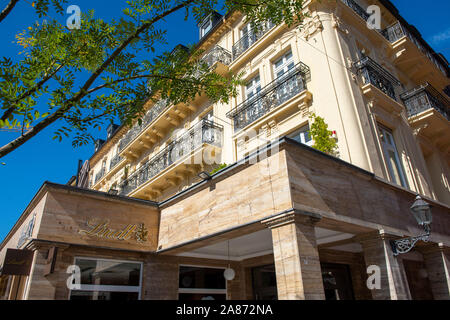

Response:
(1, 0), (449, 300)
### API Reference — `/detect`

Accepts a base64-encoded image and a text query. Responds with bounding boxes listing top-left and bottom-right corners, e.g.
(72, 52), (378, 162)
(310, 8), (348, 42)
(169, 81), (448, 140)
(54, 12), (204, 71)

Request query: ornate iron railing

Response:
(119, 120), (223, 195)
(109, 153), (123, 171)
(118, 99), (170, 152)
(400, 83), (450, 120)
(353, 56), (400, 100)
(232, 21), (275, 61)
(203, 45), (232, 67)
(226, 62), (310, 132)
(381, 22), (448, 77)
(341, 0), (370, 21)
(94, 168), (105, 184)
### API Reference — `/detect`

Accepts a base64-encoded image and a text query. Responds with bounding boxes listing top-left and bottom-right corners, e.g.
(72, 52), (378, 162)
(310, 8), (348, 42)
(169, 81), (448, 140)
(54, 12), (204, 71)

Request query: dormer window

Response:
(198, 12), (222, 40)
(201, 19), (213, 38)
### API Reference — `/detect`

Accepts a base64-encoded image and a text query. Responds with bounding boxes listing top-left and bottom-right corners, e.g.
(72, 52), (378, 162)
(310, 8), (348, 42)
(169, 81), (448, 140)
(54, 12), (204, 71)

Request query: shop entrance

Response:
(251, 262), (354, 300)
(252, 264), (277, 300)
(321, 263), (354, 300)
(178, 266), (227, 300)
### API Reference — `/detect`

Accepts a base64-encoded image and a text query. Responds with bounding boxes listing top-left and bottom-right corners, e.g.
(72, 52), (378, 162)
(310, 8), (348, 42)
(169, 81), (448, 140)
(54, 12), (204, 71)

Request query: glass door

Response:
(252, 264), (277, 300)
(178, 266), (227, 300)
(321, 263), (354, 300)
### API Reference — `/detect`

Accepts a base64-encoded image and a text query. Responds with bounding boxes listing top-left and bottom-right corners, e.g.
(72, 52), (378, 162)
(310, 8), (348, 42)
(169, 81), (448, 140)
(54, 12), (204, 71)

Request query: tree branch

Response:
(0, 0), (20, 24)
(0, 0), (196, 158)
(1, 63), (65, 121)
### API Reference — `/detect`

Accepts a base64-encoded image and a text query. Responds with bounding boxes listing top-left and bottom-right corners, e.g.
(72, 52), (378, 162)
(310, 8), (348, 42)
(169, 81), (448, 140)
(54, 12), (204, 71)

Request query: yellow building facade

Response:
(89, 0), (450, 206)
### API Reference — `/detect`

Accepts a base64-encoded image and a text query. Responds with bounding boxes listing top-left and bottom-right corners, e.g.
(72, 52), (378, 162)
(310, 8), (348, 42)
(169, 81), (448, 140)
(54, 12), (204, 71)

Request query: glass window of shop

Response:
(69, 257), (142, 300)
(0, 275), (12, 300)
(178, 266), (226, 300)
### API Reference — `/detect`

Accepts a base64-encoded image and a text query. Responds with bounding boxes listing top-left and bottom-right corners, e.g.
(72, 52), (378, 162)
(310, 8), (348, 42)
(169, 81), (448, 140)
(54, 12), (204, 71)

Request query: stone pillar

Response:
(142, 256), (179, 300)
(356, 230), (411, 300)
(262, 211), (325, 300)
(421, 243), (450, 300)
(227, 262), (245, 300)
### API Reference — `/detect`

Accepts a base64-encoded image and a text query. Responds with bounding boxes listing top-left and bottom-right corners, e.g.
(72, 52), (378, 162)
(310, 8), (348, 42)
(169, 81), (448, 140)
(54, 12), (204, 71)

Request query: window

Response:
(201, 19), (213, 38)
(287, 124), (312, 146)
(178, 266), (226, 300)
(378, 125), (408, 187)
(240, 20), (272, 48)
(202, 110), (214, 123)
(69, 258), (142, 300)
(252, 265), (277, 300)
(246, 75), (261, 101)
(273, 51), (295, 80)
(0, 276), (11, 300)
(240, 23), (255, 48)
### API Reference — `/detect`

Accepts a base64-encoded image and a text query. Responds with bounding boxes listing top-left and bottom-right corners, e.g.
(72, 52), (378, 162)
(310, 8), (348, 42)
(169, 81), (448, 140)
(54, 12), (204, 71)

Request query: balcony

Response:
(227, 62), (311, 133)
(119, 120), (223, 197)
(118, 99), (170, 154)
(401, 83), (450, 120)
(381, 21), (449, 87)
(202, 45), (232, 74)
(94, 168), (105, 184)
(354, 56), (401, 99)
(401, 83), (450, 151)
(110, 153), (124, 170)
(92, 153), (126, 189)
(341, 0), (369, 21)
(232, 21), (275, 61)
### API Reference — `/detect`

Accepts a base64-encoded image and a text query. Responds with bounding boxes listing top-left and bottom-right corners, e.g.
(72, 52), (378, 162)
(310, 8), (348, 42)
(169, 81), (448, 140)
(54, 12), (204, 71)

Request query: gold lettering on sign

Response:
(8, 259), (26, 265)
(78, 219), (146, 243)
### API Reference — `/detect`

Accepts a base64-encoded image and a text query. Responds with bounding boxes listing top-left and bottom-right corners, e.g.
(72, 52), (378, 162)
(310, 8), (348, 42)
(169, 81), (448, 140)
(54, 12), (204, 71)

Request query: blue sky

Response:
(0, 0), (449, 242)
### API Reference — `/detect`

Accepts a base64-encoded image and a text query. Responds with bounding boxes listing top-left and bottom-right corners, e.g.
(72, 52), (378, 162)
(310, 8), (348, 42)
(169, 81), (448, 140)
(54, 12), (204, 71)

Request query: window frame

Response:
(245, 74), (262, 102)
(273, 50), (295, 81)
(287, 124), (313, 147)
(68, 256), (144, 300)
(201, 19), (213, 38)
(377, 124), (408, 188)
(178, 264), (227, 298)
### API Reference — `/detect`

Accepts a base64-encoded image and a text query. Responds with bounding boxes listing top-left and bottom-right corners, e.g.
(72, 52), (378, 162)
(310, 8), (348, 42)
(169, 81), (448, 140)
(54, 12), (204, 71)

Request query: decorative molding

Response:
(300, 15), (323, 41)
(412, 123), (429, 136)
(261, 210), (321, 229)
(331, 13), (349, 35)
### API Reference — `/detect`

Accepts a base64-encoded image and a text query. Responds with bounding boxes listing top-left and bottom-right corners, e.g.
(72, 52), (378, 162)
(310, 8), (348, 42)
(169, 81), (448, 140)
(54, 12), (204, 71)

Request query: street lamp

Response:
(198, 171), (212, 181)
(390, 195), (432, 256)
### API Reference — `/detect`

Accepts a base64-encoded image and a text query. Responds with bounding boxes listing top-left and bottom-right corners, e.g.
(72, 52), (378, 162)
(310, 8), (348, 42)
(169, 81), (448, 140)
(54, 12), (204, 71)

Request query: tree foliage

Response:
(309, 113), (339, 156)
(0, 0), (307, 158)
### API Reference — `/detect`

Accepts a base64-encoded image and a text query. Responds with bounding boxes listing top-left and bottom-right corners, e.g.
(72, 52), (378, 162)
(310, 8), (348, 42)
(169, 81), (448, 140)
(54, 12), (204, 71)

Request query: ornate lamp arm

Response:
(390, 225), (431, 256)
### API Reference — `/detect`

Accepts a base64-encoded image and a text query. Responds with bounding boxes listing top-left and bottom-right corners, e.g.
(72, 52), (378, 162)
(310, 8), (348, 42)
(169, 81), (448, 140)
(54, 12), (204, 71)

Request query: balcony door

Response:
(245, 75), (263, 123)
(273, 51), (299, 104)
(240, 23), (256, 51)
(273, 51), (294, 80)
(377, 125), (408, 187)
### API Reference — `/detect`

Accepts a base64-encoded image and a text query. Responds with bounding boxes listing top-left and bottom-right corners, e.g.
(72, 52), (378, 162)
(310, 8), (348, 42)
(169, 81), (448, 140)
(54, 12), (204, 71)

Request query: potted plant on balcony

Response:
(309, 113), (339, 157)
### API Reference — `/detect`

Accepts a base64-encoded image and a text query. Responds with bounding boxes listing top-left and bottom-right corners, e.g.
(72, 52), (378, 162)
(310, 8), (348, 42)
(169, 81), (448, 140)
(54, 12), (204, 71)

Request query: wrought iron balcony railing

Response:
(118, 99), (170, 152)
(232, 21), (275, 61)
(109, 153), (123, 171)
(94, 168), (105, 184)
(119, 120), (223, 196)
(203, 45), (232, 68)
(400, 83), (450, 120)
(341, 0), (370, 21)
(226, 62), (310, 132)
(353, 56), (400, 100)
(381, 22), (448, 77)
